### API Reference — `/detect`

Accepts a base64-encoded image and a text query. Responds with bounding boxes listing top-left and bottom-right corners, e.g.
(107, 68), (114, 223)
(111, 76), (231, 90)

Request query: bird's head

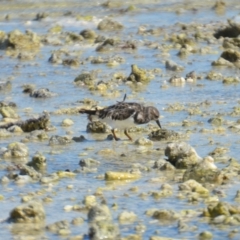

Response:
(147, 106), (162, 128)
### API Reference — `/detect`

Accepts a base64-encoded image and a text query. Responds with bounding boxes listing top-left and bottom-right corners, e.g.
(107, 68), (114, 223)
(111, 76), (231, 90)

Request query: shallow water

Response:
(1, 0), (240, 239)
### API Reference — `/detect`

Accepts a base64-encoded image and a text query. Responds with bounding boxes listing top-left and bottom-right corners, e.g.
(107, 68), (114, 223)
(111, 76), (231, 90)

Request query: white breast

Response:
(103, 116), (136, 130)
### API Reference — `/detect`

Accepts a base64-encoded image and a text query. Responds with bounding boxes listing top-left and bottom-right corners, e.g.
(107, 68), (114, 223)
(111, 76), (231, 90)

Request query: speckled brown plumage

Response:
(79, 95), (161, 141)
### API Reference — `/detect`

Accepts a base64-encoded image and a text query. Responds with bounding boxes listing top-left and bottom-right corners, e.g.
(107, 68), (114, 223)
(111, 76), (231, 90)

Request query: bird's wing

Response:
(99, 102), (142, 120)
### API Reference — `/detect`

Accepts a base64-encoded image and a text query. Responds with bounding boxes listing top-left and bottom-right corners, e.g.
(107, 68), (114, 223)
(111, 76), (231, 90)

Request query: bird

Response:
(79, 94), (161, 141)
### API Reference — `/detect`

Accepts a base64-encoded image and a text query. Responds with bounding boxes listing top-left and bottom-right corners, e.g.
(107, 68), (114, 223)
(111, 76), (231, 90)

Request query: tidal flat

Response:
(1, 0), (240, 239)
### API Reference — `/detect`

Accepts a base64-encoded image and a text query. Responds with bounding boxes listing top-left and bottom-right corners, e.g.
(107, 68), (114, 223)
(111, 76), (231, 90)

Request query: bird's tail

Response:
(79, 109), (97, 115)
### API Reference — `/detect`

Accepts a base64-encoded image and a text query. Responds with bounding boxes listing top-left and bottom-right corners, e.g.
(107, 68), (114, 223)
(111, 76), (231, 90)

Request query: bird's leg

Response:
(111, 129), (120, 141)
(124, 129), (133, 141)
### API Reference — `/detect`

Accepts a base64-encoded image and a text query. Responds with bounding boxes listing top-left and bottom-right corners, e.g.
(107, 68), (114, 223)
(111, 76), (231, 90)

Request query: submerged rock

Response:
(165, 142), (201, 168)
(9, 201), (45, 223)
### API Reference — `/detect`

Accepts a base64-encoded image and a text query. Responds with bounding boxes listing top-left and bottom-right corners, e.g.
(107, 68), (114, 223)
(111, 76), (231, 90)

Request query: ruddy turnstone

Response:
(79, 94), (161, 141)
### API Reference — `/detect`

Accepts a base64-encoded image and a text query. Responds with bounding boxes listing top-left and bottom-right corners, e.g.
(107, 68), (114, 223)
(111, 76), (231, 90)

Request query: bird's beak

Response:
(156, 120), (162, 128)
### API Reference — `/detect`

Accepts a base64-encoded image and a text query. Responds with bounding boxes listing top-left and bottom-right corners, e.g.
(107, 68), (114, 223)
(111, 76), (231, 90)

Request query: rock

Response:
(62, 58), (80, 67)
(212, 0), (226, 13)
(27, 152), (46, 171)
(105, 171), (141, 181)
(1, 142), (28, 158)
(72, 135), (86, 142)
(49, 135), (72, 145)
(97, 18), (123, 31)
(0, 106), (19, 119)
(153, 159), (176, 171)
(79, 158), (100, 168)
(0, 129), (11, 137)
(83, 195), (97, 208)
(214, 18), (240, 39)
(203, 202), (240, 218)
(35, 12), (48, 20)
(66, 32), (84, 43)
(95, 38), (115, 52)
(199, 231), (213, 240)
(183, 156), (224, 184)
(212, 57), (234, 67)
(61, 118), (74, 126)
(7, 30), (41, 51)
(223, 77), (240, 84)
(234, 190), (240, 202)
(221, 158), (240, 180)
(179, 179), (209, 195)
(19, 164), (42, 180)
(80, 29), (97, 39)
(220, 49), (240, 63)
(56, 171), (76, 178)
(87, 121), (108, 133)
(46, 220), (69, 233)
(134, 137), (153, 146)
(49, 25), (62, 33)
(118, 211), (137, 223)
(48, 52), (63, 64)
(0, 112), (50, 132)
(206, 71), (223, 80)
(127, 64), (150, 83)
(208, 117), (223, 126)
(88, 203), (120, 240)
(28, 88), (56, 98)
(168, 76), (185, 84)
(223, 37), (240, 49)
(71, 217), (84, 225)
(165, 142), (201, 168)
(0, 81), (11, 91)
(149, 128), (185, 141)
(9, 201), (45, 223)
(7, 125), (23, 133)
(74, 72), (95, 85)
(40, 173), (59, 184)
(165, 60), (184, 71)
(152, 209), (179, 221)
